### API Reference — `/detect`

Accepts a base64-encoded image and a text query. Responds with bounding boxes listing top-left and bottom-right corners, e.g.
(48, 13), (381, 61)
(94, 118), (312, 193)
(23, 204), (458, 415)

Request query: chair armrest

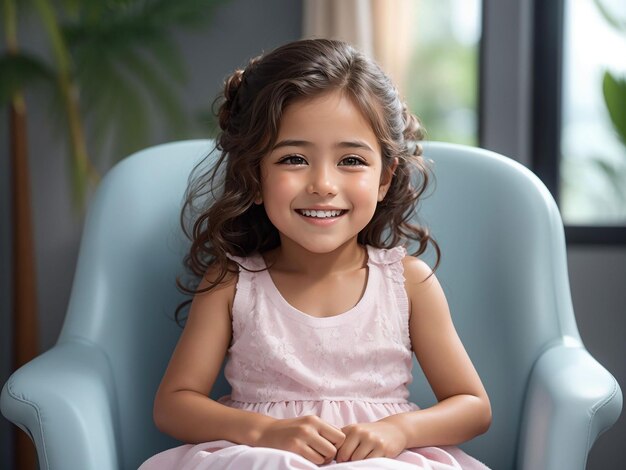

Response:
(517, 345), (622, 470)
(1, 340), (121, 470)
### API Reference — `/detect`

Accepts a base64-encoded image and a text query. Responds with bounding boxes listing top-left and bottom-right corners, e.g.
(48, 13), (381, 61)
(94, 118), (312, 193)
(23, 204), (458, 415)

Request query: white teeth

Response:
(299, 209), (344, 218)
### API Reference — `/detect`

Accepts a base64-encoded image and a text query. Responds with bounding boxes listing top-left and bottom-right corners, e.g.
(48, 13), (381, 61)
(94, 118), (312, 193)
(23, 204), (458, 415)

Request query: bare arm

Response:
(380, 256), (492, 448)
(153, 267), (274, 445)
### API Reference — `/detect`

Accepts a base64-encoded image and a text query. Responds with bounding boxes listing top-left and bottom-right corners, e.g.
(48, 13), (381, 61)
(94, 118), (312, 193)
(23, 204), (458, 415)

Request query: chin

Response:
(295, 238), (360, 255)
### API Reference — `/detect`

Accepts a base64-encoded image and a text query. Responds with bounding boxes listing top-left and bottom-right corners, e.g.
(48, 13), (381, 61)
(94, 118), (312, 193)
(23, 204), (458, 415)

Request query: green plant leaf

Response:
(70, 38), (188, 162)
(78, 51), (152, 164)
(109, 73), (152, 159)
(138, 0), (226, 30)
(114, 46), (189, 153)
(603, 71), (626, 147)
(142, 33), (187, 85)
(57, 0), (82, 19)
(0, 53), (56, 106)
(4, 0), (225, 208)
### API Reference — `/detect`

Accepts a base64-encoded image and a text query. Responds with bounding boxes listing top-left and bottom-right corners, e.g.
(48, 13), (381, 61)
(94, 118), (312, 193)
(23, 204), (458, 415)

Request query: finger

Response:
(299, 445), (327, 466)
(364, 447), (385, 459)
(319, 423), (346, 447)
(335, 432), (360, 463)
(308, 435), (338, 462)
(351, 442), (376, 462)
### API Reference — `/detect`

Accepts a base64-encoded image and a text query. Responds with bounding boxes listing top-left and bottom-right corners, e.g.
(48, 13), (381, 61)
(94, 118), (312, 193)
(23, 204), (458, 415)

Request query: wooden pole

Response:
(10, 94), (39, 470)
(5, 0), (40, 465)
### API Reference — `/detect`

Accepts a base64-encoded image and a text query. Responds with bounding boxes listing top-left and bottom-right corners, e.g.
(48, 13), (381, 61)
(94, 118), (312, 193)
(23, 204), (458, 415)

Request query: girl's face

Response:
(259, 90), (395, 254)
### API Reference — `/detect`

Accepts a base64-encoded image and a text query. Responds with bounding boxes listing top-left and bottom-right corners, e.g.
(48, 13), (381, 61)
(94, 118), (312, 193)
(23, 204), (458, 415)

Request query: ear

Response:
(378, 157), (399, 202)
(254, 193), (263, 205)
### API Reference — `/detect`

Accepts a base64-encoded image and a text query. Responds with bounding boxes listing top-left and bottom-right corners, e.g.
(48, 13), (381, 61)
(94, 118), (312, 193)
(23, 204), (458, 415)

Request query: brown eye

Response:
(278, 155), (307, 165)
(339, 156), (366, 166)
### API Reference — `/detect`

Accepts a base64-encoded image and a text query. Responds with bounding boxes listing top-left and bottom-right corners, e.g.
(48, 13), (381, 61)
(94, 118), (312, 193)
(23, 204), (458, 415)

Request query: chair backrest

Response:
(58, 140), (579, 469)
(409, 142), (579, 468)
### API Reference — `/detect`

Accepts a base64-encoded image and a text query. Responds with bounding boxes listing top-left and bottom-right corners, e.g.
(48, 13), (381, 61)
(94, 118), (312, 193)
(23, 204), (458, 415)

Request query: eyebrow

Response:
(271, 139), (375, 152)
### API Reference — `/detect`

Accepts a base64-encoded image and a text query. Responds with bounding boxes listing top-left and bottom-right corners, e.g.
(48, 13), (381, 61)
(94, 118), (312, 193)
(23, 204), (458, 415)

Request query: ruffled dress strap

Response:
(366, 245), (410, 341)
(225, 252), (265, 271)
(225, 252), (265, 322)
(366, 245), (407, 285)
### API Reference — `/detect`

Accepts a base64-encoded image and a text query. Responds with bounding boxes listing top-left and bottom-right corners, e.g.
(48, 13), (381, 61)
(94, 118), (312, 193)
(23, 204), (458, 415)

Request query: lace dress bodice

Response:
(217, 245), (419, 425)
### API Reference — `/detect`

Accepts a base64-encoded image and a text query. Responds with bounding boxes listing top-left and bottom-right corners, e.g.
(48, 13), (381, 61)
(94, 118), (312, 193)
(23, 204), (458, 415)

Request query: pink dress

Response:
(139, 246), (490, 469)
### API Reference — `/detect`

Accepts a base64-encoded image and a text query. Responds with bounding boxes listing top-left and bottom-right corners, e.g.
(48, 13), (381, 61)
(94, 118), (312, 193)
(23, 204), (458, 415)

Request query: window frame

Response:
(531, 0), (626, 245)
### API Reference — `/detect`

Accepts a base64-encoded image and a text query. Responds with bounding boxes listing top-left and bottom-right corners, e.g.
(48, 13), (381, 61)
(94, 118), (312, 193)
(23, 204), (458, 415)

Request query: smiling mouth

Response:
(296, 209), (347, 218)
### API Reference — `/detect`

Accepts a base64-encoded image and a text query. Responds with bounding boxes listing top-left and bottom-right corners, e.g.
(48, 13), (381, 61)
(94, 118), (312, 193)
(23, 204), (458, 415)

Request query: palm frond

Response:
(71, 39), (188, 160)
(0, 52), (56, 105)
(115, 46), (188, 140)
(104, 78), (150, 160)
(81, 54), (128, 160)
(61, 0), (226, 164)
(56, 0), (82, 19)
(63, 0), (225, 35)
(108, 70), (152, 159)
(77, 50), (152, 163)
(69, 23), (188, 86)
(7, 0), (226, 205)
(141, 33), (187, 85)
(137, 0), (226, 29)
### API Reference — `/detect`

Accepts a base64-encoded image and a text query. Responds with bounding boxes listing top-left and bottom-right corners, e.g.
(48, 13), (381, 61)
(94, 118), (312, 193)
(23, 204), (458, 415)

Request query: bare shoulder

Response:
(197, 258), (239, 292)
(401, 254), (437, 288)
(190, 259), (239, 320)
(401, 254), (448, 321)
(155, 258), (240, 399)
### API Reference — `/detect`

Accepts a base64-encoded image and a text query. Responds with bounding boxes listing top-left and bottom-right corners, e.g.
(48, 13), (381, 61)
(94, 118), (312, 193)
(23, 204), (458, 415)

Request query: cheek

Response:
(353, 174), (382, 201)
(261, 172), (300, 201)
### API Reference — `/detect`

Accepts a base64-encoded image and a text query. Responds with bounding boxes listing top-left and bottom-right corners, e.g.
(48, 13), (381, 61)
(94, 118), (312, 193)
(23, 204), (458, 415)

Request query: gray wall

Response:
(568, 247), (626, 466)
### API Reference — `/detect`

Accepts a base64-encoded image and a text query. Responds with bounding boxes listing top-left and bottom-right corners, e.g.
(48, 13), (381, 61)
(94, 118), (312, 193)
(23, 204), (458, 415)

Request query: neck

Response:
(266, 238), (367, 278)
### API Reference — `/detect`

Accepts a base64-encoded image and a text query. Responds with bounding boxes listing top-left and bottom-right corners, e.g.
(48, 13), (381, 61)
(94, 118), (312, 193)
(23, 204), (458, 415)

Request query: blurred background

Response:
(1, 0), (624, 468)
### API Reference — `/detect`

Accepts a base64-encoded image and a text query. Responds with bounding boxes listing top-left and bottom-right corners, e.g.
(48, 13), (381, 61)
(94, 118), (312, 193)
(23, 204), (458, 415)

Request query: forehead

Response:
(276, 90), (381, 154)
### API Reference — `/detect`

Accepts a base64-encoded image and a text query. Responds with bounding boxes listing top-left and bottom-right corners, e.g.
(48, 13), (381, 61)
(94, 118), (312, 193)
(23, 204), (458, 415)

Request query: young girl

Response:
(140, 39), (491, 469)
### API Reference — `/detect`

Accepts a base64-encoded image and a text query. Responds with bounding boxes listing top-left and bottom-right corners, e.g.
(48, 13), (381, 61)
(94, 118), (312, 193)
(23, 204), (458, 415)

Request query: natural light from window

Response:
(405, 0), (481, 146)
(560, 0), (626, 225)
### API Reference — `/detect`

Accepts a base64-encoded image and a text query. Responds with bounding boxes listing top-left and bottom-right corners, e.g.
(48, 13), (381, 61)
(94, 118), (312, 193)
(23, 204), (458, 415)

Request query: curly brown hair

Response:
(175, 38), (440, 324)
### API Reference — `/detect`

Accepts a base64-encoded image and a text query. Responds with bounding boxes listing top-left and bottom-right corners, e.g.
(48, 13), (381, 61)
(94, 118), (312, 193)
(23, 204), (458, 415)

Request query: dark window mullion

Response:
(531, 0), (564, 205)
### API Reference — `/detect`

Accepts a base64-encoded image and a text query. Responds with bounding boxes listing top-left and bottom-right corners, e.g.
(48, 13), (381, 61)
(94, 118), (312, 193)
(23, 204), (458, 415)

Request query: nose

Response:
(307, 165), (338, 196)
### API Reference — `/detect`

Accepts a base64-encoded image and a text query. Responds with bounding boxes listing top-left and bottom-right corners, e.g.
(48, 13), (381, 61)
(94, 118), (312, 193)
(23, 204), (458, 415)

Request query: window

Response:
(406, 0), (482, 146)
(533, 0), (626, 243)
(560, 0), (626, 226)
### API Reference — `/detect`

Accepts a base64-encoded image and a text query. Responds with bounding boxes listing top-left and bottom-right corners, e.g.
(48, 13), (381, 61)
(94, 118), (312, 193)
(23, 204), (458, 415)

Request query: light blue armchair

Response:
(1, 141), (622, 469)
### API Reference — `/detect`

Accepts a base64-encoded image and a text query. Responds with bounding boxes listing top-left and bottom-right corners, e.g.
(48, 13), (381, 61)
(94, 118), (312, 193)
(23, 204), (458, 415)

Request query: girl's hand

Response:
(336, 421), (407, 462)
(254, 415), (346, 465)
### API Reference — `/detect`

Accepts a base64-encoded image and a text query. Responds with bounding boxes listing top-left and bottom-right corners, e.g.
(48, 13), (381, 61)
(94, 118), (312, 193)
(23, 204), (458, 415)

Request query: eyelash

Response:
(340, 156), (367, 166)
(277, 154), (367, 166)
(278, 154), (307, 165)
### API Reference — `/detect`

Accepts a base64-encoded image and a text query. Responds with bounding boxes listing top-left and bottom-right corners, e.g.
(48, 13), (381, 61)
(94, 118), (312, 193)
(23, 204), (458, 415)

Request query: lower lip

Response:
(296, 211), (346, 226)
